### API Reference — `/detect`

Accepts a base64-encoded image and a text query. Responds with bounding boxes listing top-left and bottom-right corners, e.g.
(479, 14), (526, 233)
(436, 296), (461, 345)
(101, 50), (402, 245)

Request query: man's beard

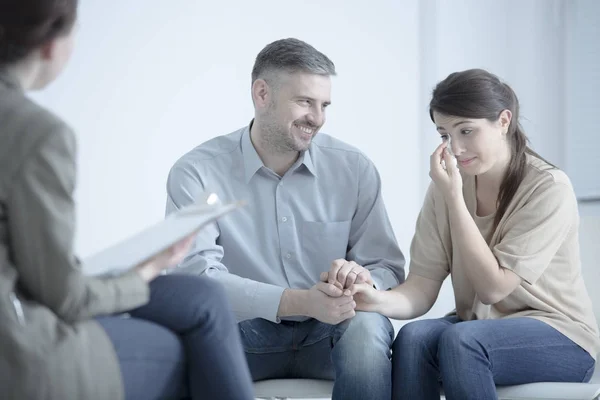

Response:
(260, 108), (311, 153)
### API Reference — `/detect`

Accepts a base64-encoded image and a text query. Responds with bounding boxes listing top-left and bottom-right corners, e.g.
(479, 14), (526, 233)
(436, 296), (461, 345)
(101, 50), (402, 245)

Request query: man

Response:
(166, 38), (405, 400)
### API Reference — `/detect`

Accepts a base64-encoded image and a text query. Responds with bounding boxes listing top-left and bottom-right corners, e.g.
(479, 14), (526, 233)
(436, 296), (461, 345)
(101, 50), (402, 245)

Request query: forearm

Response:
(447, 196), (504, 298)
(277, 289), (309, 318)
(80, 271), (150, 318)
(376, 284), (434, 320)
(205, 269), (286, 322)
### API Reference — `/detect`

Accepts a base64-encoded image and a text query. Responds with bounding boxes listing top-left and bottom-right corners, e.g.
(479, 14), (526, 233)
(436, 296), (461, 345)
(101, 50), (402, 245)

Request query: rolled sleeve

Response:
(492, 180), (576, 285)
(348, 155), (405, 289)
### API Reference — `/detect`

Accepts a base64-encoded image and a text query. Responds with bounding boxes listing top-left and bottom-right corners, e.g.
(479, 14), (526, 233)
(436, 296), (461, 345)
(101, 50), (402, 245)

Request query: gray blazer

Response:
(0, 69), (150, 399)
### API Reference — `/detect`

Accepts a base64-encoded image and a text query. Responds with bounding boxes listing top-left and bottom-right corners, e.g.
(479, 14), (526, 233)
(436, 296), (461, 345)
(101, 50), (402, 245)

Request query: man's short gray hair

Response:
(251, 38), (336, 84)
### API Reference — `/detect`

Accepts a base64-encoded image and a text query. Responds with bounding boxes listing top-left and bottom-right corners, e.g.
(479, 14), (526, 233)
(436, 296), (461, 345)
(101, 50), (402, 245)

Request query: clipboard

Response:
(82, 199), (243, 277)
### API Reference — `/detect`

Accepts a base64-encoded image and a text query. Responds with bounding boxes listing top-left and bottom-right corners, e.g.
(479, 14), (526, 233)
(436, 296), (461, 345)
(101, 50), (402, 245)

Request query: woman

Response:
(0, 1), (254, 399)
(351, 69), (599, 399)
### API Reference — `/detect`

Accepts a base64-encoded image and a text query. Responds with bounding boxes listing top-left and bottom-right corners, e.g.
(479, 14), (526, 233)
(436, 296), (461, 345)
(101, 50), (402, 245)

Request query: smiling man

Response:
(165, 38), (405, 400)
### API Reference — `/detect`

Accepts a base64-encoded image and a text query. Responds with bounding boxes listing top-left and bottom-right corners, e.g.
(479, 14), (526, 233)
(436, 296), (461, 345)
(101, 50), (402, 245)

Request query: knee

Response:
(438, 323), (483, 358)
(393, 320), (438, 354)
(341, 311), (394, 347)
(191, 277), (231, 318)
(333, 312), (393, 370)
(161, 274), (229, 308)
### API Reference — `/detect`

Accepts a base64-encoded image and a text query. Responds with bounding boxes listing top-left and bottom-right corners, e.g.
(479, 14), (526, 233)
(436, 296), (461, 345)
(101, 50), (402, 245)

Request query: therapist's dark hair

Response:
(429, 68), (552, 231)
(0, 0), (78, 65)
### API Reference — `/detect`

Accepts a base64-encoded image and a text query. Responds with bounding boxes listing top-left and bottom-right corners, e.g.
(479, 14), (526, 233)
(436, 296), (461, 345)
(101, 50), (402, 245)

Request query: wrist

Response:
(371, 289), (389, 314)
(446, 192), (466, 209)
(278, 289), (308, 318)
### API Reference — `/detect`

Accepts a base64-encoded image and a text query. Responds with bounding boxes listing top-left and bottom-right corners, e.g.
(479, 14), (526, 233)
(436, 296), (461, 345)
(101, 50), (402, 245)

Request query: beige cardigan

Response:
(0, 69), (149, 399)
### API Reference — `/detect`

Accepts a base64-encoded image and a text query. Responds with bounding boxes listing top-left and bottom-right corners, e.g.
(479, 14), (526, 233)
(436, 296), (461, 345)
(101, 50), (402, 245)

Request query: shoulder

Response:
(0, 90), (75, 189)
(521, 155), (575, 203)
(169, 128), (243, 177)
(311, 133), (376, 170)
(500, 155), (578, 227)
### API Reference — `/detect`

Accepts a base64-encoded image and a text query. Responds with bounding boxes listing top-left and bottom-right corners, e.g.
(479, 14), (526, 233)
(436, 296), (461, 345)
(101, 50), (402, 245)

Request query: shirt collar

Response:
(241, 123), (265, 183)
(241, 120), (318, 182)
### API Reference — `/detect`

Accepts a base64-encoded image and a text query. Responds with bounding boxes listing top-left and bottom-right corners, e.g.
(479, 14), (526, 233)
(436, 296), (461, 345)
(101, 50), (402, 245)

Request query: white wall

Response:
(565, 0), (600, 202)
(31, 0), (422, 259)
(30, 1), (598, 323)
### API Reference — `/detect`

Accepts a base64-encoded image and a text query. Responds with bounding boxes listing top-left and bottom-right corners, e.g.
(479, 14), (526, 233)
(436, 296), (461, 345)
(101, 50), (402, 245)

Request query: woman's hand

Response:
(429, 141), (463, 201)
(349, 283), (385, 313)
(135, 233), (196, 282)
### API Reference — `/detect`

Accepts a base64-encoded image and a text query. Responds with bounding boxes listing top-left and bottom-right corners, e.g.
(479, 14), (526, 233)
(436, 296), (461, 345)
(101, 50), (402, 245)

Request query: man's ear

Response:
(251, 79), (272, 109)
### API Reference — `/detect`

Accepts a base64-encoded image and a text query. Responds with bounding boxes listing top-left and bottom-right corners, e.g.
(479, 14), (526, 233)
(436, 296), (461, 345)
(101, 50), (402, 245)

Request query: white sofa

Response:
(254, 216), (600, 400)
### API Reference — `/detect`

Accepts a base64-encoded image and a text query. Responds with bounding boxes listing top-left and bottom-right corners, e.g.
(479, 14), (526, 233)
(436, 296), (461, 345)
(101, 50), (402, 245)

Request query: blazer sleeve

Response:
(7, 125), (149, 322)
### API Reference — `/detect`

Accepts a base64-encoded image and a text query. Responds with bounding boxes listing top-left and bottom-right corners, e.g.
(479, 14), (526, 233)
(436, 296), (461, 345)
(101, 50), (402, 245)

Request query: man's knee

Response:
(336, 312), (394, 352)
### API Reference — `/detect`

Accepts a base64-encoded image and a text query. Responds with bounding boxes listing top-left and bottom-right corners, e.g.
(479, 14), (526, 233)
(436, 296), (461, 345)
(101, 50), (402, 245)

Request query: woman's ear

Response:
(499, 109), (512, 134)
(38, 40), (56, 61)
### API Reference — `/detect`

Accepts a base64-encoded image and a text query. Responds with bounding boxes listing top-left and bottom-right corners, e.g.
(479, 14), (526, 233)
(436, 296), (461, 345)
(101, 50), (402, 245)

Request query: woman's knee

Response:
(438, 323), (484, 358)
(392, 320), (441, 363)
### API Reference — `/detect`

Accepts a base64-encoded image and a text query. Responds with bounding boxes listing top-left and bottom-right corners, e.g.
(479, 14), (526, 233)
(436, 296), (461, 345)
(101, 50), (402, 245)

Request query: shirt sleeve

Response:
(492, 178), (577, 285)
(165, 162), (285, 322)
(346, 154), (406, 290)
(408, 183), (451, 282)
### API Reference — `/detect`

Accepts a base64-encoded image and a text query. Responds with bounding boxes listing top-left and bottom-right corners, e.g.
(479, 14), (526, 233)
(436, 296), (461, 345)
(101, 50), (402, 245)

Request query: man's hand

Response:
(303, 282), (356, 325)
(320, 259), (374, 289)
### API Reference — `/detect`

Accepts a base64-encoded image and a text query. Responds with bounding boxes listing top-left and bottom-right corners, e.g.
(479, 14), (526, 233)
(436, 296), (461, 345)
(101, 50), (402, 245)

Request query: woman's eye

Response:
(461, 129), (472, 135)
(440, 134), (449, 141)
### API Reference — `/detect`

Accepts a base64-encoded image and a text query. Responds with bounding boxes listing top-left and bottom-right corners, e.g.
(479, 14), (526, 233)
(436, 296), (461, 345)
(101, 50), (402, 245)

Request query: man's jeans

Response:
(239, 311), (395, 400)
(392, 316), (596, 400)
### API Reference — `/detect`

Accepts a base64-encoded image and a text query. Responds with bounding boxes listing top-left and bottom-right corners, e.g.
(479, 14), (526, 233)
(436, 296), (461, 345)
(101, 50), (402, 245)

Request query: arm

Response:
(352, 273), (442, 319)
(431, 144), (521, 305)
(446, 195), (522, 305)
(166, 163), (287, 322)
(345, 154), (406, 290)
(8, 127), (149, 323)
(352, 183), (450, 318)
(487, 180), (576, 299)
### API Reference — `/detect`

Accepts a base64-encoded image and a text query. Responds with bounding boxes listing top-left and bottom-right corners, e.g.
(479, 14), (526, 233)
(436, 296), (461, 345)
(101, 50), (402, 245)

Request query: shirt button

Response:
(281, 217), (288, 222)
(286, 253), (292, 259)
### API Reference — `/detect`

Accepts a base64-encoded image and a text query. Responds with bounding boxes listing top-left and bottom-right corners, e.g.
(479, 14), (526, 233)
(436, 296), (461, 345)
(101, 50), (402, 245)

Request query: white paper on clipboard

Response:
(82, 201), (242, 277)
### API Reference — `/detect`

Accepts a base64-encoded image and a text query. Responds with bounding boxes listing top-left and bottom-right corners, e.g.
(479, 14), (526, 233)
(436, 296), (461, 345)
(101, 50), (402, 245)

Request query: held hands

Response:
(318, 259), (383, 314)
(135, 233), (196, 282)
(320, 259), (374, 289)
(348, 283), (384, 313)
(301, 259), (373, 325)
(304, 282), (356, 325)
(429, 141), (463, 200)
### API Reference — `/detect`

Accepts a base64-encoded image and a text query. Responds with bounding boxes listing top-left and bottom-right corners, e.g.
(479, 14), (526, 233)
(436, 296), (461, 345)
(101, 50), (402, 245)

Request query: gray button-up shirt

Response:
(166, 124), (405, 322)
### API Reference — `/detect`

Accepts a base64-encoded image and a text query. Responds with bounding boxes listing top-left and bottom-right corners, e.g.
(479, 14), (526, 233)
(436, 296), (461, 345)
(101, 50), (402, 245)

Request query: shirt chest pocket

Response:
(301, 220), (352, 270)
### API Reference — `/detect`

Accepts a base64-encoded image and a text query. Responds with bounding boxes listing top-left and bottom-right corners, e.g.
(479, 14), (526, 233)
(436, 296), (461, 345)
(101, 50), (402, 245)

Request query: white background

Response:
(31, 0), (599, 324)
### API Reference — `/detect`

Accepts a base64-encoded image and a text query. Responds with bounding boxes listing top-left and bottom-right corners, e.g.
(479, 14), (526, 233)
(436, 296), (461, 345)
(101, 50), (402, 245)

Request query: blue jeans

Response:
(97, 275), (254, 400)
(392, 316), (596, 400)
(239, 311), (394, 400)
